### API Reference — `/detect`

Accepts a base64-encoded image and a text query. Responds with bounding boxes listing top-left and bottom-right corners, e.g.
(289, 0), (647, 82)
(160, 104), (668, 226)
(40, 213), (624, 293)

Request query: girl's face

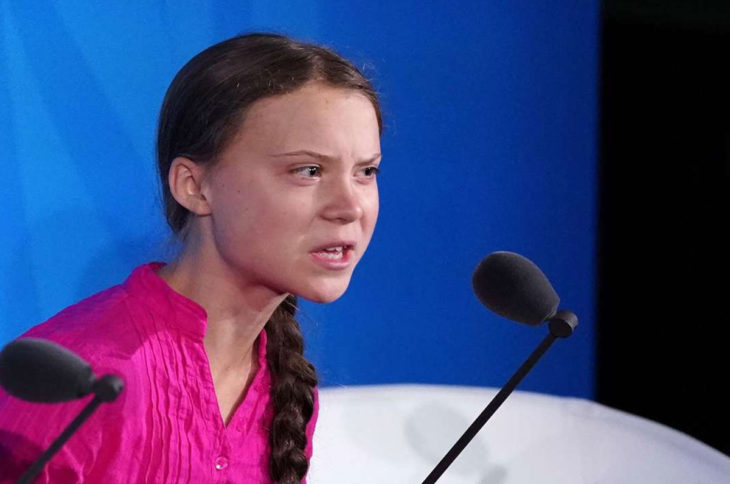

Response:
(199, 82), (381, 303)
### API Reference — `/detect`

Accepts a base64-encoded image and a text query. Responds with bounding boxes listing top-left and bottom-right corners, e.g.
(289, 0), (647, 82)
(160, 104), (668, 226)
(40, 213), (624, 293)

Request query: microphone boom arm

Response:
(422, 310), (578, 484)
(15, 374), (124, 484)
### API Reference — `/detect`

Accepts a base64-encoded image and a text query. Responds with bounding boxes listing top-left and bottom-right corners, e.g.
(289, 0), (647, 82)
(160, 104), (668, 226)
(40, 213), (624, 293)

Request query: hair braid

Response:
(265, 295), (318, 483)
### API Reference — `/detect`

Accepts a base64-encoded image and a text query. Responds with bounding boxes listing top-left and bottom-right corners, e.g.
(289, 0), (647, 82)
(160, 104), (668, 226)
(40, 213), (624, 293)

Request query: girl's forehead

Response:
(250, 86), (365, 119)
(233, 85), (379, 150)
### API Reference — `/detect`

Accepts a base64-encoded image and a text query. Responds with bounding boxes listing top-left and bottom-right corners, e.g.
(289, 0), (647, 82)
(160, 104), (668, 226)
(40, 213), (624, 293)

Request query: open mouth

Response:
(313, 245), (351, 260)
(310, 243), (356, 268)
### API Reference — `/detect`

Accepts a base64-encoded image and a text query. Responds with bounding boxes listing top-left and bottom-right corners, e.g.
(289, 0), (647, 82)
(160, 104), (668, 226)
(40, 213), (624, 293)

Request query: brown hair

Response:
(156, 33), (382, 483)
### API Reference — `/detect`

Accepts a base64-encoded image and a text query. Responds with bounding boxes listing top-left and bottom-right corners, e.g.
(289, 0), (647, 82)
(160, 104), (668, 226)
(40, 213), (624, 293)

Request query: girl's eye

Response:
(292, 166), (321, 178)
(360, 166), (380, 178)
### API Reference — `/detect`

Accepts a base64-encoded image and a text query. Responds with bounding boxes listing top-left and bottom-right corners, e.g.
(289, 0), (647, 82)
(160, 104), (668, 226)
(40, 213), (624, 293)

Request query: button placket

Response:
(215, 436), (232, 472)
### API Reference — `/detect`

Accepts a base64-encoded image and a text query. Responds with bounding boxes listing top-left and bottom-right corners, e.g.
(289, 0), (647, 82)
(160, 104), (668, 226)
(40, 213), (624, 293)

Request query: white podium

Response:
(309, 385), (729, 483)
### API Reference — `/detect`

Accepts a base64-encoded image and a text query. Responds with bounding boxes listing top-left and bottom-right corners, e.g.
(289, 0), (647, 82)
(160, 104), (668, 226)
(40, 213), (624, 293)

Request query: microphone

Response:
(0, 338), (124, 484)
(0, 338), (95, 402)
(472, 251), (559, 325)
(422, 251), (578, 484)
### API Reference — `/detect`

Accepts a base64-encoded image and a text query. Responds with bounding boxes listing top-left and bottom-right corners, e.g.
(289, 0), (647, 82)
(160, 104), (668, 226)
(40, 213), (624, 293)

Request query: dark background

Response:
(597, 0), (729, 455)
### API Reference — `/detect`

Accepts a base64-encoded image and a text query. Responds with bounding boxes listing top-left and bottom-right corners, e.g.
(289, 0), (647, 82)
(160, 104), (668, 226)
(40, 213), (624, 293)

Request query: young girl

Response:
(0, 33), (383, 483)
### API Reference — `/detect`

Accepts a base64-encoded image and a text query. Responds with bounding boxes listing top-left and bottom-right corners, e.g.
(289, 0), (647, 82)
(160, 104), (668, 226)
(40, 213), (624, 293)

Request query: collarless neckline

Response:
(124, 262), (208, 339)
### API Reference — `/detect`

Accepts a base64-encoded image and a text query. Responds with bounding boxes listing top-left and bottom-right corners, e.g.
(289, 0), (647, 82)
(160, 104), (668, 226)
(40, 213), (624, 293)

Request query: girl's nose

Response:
(320, 178), (364, 224)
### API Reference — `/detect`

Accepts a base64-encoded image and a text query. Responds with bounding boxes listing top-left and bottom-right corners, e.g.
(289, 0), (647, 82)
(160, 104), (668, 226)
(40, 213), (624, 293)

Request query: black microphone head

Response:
(0, 338), (94, 403)
(472, 251), (560, 326)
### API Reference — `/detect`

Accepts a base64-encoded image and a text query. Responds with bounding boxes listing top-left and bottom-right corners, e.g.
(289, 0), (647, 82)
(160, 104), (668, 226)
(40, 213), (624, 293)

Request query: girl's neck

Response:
(157, 236), (286, 373)
(157, 241), (287, 425)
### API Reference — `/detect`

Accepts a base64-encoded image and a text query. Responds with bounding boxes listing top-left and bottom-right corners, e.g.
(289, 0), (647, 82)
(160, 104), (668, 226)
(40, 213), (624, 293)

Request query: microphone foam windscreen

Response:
(0, 338), (94, 403)
(472, 251), (560, 326)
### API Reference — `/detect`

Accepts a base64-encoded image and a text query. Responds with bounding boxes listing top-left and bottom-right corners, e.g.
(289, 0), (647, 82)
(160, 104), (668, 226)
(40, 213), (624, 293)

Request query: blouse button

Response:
(214, 456), (229, 470)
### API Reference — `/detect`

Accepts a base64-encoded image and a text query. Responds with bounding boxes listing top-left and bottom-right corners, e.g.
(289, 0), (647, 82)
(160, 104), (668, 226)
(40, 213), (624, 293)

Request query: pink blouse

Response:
(0, 263), (318, 483)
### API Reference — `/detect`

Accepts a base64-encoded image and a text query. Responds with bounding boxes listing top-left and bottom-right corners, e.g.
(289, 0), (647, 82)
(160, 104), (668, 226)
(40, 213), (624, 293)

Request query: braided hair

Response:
(156, 33), (382, 482)
(265, 295), (316, 482)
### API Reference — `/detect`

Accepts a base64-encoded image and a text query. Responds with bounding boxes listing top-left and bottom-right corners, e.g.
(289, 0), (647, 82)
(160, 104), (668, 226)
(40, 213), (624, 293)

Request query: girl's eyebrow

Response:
(270, 150), (381, 164)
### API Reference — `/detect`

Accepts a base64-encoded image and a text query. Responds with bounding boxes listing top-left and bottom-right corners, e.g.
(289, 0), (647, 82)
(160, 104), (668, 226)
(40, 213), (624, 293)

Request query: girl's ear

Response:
(167, 157), (212, 216)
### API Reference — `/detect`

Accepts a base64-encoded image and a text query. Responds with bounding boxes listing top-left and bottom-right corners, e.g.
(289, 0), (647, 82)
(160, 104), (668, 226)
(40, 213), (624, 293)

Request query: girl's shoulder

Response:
(21, 282), (136, 361)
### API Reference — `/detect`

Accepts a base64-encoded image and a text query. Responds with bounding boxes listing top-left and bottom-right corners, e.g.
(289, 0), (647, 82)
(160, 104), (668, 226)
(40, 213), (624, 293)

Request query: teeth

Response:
(317, 246), (345, 260)
(319, 252), (342, 260)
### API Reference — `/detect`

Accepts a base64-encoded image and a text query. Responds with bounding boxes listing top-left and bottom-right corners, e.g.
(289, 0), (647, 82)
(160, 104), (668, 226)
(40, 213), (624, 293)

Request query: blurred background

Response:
(0, 0), (726, 456)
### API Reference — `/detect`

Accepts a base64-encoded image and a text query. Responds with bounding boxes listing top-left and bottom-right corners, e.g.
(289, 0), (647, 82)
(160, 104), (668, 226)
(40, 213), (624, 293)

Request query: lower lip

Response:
(309, 248), (353, 270)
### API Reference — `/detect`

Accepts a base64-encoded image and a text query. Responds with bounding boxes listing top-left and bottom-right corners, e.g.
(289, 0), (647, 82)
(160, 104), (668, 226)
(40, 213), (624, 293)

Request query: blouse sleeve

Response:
(0, 390), (87, 483)
(0, 356), (128, 484)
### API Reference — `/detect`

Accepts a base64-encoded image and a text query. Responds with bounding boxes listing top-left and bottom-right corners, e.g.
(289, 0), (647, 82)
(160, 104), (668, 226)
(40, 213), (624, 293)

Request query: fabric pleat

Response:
(0, 263), (319, 483)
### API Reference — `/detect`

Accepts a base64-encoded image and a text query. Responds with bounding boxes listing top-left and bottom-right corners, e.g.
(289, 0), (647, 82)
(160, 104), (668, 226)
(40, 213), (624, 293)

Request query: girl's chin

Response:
(300, 291), (346, 304)
(297, 282), (350, 304)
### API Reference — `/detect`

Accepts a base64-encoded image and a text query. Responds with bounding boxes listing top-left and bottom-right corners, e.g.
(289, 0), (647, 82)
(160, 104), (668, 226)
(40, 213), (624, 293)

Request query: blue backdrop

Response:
(0, 1), (599, 398)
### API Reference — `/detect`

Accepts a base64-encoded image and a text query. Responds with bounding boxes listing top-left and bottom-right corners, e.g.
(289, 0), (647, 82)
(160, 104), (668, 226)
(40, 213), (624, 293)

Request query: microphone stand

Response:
(421, 310), (578, 484)
(16, 375), (124, 484)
